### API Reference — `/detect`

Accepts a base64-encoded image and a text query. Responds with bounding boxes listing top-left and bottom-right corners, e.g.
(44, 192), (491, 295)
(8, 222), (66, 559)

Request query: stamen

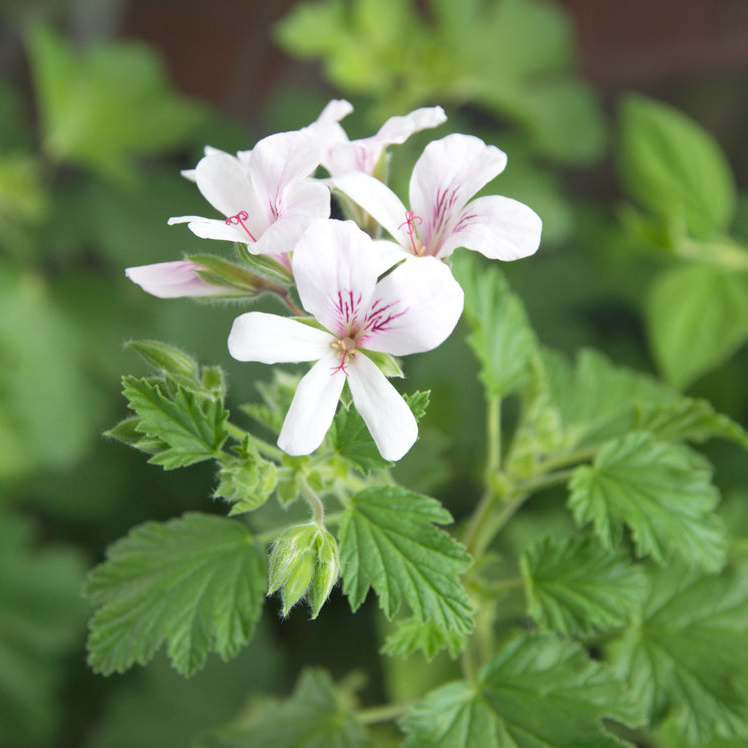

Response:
(226, 211), (257, 242)
(330, 337), (358, 376)
(398, 210), (423, 255)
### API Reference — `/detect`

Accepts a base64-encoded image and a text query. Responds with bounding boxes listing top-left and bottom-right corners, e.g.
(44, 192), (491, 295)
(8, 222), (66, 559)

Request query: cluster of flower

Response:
(126, 102), (542, 461)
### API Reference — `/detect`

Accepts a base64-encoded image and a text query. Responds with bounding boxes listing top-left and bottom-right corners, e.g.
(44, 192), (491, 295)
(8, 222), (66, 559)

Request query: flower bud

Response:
(267, 523), (340, 618)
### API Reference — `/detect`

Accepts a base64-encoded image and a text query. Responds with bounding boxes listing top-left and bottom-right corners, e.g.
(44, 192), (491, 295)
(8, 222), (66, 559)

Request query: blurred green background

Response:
(1, 0), (747, 745)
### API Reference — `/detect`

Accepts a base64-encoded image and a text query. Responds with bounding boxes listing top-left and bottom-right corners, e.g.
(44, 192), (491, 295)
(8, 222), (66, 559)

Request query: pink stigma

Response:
(398, 210), (423, 254)
(226, 211), (257, 242)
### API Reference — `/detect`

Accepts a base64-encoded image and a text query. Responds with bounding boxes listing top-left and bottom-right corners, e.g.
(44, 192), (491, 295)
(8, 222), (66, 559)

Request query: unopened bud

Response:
(267, 523), (340, 618)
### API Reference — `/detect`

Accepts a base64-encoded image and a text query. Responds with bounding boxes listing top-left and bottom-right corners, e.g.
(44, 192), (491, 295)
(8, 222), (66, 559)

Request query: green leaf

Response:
(0, 509), (88, 747)
(382, 617), (465, 661)
(121, 375), (229, 469)
(542, 348), (674, 450)
(331, 391), (429, 474)
(633, 396), (748, 449)
(197, 668), (368, 748)
(26, 24), (206, 181)
(400, 632), (641, 747)
(339, 486), (473, 634)
(85, 512), (266, 677)
(646, 263), (748, 390)
(618, 94), (736, 238)
(609, 559), (748, 744)
(214, 438), (278, 515)
(568, 432), (726, 572)
(520, 535), (647, 637)
(453, 255), (538, 398)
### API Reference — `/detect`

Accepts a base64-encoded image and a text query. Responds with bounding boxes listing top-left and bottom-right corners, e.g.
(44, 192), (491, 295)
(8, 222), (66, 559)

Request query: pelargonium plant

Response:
(88, 100), (748, 747)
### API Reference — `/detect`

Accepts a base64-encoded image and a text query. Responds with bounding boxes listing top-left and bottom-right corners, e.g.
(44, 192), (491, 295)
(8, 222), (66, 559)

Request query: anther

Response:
(226, 211), (257, 242)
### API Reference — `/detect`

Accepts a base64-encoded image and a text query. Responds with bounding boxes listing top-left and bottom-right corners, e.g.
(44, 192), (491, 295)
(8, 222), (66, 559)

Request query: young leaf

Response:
(618, 94), (736, 238)
(400, 633), (641, 748)
(125, 339), (199, 381)
(339, 486), (473, 634)
(453, 255), (538, 398)
(542, 348), (674, 450)
(520, 535), (647, 637)
(85, 512), (266, 677)
(646, 263), (748, 391)
(331, 391), (429, 474)
(609, 559), (748, 744)
(0, 509), (88, 747)
(382, 617), (465, 661)
(633, 396), (748, 449)
(196, 668), (367, 748)
(121, 376), (229, 469)
(568, 432), (727, 572)
(214, 438), (278, 515)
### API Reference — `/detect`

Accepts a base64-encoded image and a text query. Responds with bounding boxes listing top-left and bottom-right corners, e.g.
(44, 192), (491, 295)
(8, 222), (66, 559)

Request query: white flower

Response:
(333, 133), (542, 261)
(305, 99), (447, 177)
(228, 219), (464, 461)
(125, 260), (236, 298)
(168, 131), (330, 266)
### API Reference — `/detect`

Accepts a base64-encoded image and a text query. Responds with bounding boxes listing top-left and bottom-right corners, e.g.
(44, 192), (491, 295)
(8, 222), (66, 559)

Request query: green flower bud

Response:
(267, 523), (340, 618)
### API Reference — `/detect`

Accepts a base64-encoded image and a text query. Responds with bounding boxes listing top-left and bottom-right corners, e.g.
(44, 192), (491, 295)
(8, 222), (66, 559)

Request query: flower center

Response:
(226, 211), (257, 242)
(330, 336), (358, 375)
(398, 211), (425, 256)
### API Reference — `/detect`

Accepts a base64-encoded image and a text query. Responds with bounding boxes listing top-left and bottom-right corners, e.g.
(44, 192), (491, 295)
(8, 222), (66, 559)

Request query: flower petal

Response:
(278, 354), (346, 456)
(249, 131), (322, 225)
(348, 353), (417, 461)
(333, 172), (410, 248)
(360, 256), (464, 356)
(193, 152), (265, 235)
(409, 134), (507, 255)
(167, 215), (250, 244)
(374, 105), (447, 146)
(250, 178), (330, 258)
(125, 260), (230, 298)
(228, 312), (333, 364)
(441, 195), (542, 261)
(292, 219), (380, 336)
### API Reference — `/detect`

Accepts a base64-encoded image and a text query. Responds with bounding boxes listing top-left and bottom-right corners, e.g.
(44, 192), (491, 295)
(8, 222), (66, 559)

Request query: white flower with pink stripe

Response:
(333, 133), (542, 262)
(228, 219), (464, 461)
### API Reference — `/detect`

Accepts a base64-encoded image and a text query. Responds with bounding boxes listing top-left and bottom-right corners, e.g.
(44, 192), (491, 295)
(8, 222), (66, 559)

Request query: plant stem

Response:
(357, 701), (414, 725)
(224, 421), (283, 460)
(300, 479), (325, 525)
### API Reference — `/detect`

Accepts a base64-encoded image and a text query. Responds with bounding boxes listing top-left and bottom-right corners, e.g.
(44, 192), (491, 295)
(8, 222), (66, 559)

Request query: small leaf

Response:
(634, 396), (748, 449)
(214, 438), (278, 515)
(382, 617), (465, 661)
(85, 512), (266, 676)
(521, 535), (647, 636)
(125, 340), (199, 381)
(646, 263), (748, 390)
(609, 559), (748, 744)
(196, 668), (368, 748)
(568, 432), (726, 572)
(453, 255), (538, 397)
(618, 94), (736, 238)
(339, 486), (473, 634)
(122, 375), (229, 469)
(400, 633), (641, 748)
(331, 391), (429, 474)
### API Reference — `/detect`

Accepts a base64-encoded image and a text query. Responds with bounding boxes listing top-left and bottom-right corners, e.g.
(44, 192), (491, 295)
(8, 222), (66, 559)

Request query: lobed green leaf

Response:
(568, 432), (726, 572)
(521, 535), (647, 637)
(400, 632), (642, 747)
(121, 375), (229, 469)
(609, 559), (748, 744)
(339, 486), (473, 634)
(84, 512), (266, 676)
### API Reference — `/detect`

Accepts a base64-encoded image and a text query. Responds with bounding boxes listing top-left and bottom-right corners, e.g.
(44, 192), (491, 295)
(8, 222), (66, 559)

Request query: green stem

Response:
(300, 478), (325, 525)
(357, 701), (414, 725)
(512, 468), (575, 495)
(532, 446), (598, 474)
(468, 493), (528, 561)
